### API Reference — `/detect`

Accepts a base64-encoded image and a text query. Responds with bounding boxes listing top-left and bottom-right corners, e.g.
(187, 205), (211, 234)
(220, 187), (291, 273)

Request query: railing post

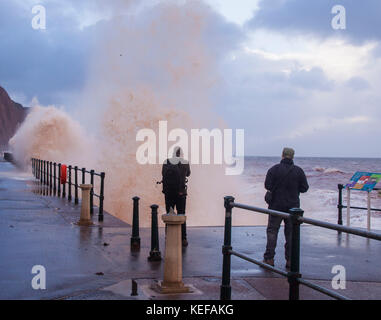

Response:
(82, 168), (86, 184)
(99, 172), (105, 222)
(47, 161), (49, 186)
(41, 161), (44, 194)
(90, 170), (94, 214)
(49, 161), (53, 194)
(347, 187), (351, 227)
(131, 196), (141, 251)
(220, 196), (234, 301)
(53, 163), (57, 196)
(46, 161), (48, 192)
(40, 160), (43, 184)
(367, 191), (371, 231)
(42, 160), (45, 185)
(47, 161), (51, 193)
(148, 204), (161, 261)
(74, 166), (79, 205)
(288, 208), (304, 301)
(338, 184), (344, 226)
(57, 163), (61, 197)
(44, 161), (47, 195)
(68, 165), (72, 202)
(131, 280), (138, 296)
(45, 160), (48, 186)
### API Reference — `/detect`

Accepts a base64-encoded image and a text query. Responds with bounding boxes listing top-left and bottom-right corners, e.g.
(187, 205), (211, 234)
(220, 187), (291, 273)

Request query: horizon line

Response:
(244, 155), (381, 159)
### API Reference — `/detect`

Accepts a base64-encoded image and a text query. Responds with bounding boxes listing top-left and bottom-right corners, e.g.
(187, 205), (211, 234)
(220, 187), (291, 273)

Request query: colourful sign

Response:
(346, 172), (381, 191)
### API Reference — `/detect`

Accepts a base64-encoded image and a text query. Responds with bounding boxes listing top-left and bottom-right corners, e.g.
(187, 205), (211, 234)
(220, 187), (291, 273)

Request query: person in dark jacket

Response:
(263, 147), (309, 269)
(162, 147), (191, 246)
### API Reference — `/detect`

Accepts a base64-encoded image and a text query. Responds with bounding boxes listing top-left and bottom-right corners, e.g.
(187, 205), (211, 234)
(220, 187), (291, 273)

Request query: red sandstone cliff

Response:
(0, 86), (27, 150)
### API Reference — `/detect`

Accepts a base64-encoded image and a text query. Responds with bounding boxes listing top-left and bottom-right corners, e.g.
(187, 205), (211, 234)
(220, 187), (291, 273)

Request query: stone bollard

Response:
(153, 213), (191, 294)
(76, 184), (93, 226)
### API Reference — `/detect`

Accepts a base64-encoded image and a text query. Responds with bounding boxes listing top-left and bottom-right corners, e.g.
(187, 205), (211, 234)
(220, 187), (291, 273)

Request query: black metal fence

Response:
(220, 196), (381, 300)
(337, 183), (381, 226)
(31, 158), (105, 222)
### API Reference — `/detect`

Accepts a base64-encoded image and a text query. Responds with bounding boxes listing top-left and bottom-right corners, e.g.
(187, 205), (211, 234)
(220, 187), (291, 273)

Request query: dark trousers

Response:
(264, 213), (292, 261)
(164, 193), (187, 240)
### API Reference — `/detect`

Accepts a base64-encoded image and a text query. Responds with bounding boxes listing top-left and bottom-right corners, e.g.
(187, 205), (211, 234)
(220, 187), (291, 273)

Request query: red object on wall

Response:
(61, 165), (67, 184)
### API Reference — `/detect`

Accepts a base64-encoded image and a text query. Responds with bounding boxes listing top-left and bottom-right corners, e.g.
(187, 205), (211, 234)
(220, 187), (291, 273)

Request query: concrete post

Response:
(77, 184), (93, 226)
(155, 213), (190, 294)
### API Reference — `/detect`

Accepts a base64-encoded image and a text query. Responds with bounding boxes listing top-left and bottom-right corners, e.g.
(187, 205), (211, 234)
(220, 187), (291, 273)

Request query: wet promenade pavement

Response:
(1, 159), (381, 300)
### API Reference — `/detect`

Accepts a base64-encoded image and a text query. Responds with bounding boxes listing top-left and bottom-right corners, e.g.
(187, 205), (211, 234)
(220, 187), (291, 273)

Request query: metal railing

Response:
(220, 196), (381, 300)
(337, 184), (381, 230)
(31, 158), (105, 222)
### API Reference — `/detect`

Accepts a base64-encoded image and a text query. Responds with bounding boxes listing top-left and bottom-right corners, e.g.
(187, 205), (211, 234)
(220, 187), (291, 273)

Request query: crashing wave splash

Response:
(314, 167), (345, 174)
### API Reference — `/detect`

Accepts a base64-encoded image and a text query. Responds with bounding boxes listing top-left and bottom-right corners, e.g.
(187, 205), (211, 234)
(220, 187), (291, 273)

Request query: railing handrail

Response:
(232, 202), (290, 219)
(221, 197), (381, 301)
(30, 157), (105, 222)
(340, 205), (381, 212)
(231, 201), (381, 241)
(300, 216), (381, 241)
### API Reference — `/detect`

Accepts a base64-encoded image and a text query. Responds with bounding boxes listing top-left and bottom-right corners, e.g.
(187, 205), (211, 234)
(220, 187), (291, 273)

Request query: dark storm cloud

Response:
(247, 0), (381, 44)
(0, 0), (244, 106)
(0, 1), (92, 105)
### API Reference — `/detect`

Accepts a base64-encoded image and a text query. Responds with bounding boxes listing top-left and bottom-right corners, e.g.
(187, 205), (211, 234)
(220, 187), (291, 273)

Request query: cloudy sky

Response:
(1, 0), (381, 158)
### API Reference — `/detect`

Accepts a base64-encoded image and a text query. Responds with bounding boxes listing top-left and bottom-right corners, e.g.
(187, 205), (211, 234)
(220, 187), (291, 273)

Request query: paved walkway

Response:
(1, 159), (381, 300)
